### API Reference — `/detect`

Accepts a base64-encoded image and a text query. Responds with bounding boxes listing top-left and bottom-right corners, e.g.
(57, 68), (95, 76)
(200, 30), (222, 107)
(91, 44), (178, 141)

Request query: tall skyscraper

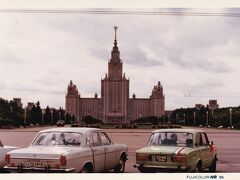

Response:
(66, 27), (165, 123)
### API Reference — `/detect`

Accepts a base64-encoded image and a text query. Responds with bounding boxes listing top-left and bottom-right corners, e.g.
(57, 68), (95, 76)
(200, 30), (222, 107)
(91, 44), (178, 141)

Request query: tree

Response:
(29, 101), (42, 124)
(44, 106), (51, 125)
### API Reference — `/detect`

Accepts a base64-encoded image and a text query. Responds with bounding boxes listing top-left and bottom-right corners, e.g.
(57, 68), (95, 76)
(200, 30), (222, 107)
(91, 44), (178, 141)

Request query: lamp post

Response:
(194, 112), (196, 126)
(24, 108), (27, 126)
(229, 108), (232, 129)
(64, 112), (66, 123)
(176, 113), (178, 124)
(183, 113), (186, 125)
(41, 109), (45, 125)
(59, 111), (61, 120)
(51, 110), (53, 124)
(206, 111), (209, 127)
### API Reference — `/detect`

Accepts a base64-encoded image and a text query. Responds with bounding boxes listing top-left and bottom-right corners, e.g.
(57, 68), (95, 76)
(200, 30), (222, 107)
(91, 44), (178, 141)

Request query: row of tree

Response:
(0, 98), (76, 126)
(170, 105), (240, 128)
(133, 105), (240, 128)
(1, 97), (240, 128)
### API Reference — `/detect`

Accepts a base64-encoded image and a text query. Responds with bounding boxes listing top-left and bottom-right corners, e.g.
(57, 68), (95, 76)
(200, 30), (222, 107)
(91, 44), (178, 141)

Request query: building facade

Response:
(65, 27), (165, 124)
(208, 100), (219, 111)
(12, 98), (23, 108)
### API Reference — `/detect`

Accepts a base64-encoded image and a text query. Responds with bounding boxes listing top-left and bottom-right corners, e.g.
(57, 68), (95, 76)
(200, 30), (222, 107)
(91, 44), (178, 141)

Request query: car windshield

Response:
(147, 132), (193, 147)
(32, 132), (82, 146)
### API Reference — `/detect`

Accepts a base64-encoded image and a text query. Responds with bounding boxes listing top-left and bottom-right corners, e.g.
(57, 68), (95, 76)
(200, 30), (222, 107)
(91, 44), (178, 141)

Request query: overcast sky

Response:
(0, 8), (240, 110)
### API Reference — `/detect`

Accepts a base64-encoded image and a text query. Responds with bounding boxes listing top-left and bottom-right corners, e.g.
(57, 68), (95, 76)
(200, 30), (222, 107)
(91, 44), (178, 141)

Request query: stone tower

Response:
(150, 81), (165, 117)
(101, 26), (129, 123)
(65, 80), (80, 120)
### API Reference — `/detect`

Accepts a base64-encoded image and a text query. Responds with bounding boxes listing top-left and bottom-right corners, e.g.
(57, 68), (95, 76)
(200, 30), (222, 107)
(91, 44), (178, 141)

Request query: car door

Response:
(201, 133), (214, 168)
(89, 132), (106, 172)
(99, 132), (117, 170)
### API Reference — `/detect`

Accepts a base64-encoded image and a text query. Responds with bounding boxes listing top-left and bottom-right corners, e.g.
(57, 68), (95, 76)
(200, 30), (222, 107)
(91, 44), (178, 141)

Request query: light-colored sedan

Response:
(134, 129), (217, 172)
(0, 140), (18, 168)
(4, 127), (128, 173)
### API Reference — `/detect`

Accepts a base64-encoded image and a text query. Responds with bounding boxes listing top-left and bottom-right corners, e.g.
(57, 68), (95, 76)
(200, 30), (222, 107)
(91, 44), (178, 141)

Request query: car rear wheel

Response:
(138, 166), (154, 173)
(114, 156), (126, 173)
(195, 161), (202, 173)
(209, 158), (217, 172)
(81, 164), (93, 173)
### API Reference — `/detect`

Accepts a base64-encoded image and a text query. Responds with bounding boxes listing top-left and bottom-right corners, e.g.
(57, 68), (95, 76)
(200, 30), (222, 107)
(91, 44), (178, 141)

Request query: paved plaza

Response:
(0, 126), (240, 172)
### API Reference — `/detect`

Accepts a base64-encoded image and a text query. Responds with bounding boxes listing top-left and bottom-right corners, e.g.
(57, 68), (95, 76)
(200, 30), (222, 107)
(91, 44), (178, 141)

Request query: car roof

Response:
(152, 128), (205, 134)
(39, 127), (103, 134)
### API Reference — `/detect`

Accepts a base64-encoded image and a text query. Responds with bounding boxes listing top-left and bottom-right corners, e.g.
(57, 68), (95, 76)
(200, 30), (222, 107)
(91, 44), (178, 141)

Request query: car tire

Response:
(81, 164), (93, 173)
(195, 161), (202, 173)
(209, 158), (217, 172)
(138, 166), (154, 173)
(114, 156), (126, 173)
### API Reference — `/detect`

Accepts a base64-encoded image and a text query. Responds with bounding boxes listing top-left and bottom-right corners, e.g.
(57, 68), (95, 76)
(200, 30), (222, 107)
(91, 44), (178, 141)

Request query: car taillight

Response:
(210, 143), (216, 152)
(60, 155), (67, 166)
(172, 155), (186, 163)
(5, 154), (10, 163)
(136, 154), (151, 161)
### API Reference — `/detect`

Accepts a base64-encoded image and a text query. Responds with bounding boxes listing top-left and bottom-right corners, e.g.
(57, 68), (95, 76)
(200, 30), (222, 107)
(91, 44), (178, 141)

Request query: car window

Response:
(89, 132), (101, 147)
(147, 132), (193, 147)
(32, 132), (82, 146)
(0, 140), (3, 147)
(99, 132), (112, 145)
(201, 133), (209, 146)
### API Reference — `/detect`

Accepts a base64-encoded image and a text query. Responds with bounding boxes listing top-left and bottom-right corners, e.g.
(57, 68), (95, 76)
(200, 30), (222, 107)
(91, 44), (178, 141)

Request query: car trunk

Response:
(137, 146), (192, 168)
(8, 146), (79, 169)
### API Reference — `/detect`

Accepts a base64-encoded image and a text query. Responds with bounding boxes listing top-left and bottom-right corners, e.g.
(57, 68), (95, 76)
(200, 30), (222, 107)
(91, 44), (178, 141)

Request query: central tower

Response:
(101, 26), (129, 123)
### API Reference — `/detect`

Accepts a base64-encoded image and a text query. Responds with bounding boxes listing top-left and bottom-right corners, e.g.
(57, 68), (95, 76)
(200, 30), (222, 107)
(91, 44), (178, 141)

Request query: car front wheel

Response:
(195, 161), (202, 173)
(114, 157), (126, 173)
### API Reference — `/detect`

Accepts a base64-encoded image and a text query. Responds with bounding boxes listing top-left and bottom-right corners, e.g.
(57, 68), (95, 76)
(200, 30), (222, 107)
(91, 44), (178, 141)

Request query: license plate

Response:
(156, 155), (167, 162)
(24, 161), (45, 168)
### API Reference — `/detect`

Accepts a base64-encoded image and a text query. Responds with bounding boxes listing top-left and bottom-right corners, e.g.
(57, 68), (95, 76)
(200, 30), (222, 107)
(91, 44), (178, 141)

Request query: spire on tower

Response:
(114, 26), (118, 47)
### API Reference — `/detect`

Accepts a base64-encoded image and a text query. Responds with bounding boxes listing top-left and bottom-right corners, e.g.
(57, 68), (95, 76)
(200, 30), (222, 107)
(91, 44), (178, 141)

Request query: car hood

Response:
(136, 146), (192, 155)
(8, 146), (81, 159)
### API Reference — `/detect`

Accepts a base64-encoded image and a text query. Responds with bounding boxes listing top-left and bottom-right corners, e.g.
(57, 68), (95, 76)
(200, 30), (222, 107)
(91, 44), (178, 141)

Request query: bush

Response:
(0, 119), (15, 128)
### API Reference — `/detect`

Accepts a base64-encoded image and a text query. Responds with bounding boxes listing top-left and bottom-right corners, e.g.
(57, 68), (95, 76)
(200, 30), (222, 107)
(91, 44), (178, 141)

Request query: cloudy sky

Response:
(0, 8), (240, 110)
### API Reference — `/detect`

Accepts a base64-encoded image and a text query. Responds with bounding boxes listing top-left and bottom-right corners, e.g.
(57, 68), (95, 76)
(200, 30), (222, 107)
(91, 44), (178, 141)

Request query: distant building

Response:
(195, 104), (204, 110)
(165, 110), (174, 116)
(208, 100), (219, 111)
(26, 102), (35, 110)
(12, 98), (23, 108)
(65, 27), (165, 124)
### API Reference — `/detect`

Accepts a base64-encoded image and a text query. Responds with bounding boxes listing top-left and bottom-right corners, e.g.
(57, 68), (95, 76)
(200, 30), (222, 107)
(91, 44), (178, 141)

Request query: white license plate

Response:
(156, 155), (167, 162)
(24, 161), (45, 168)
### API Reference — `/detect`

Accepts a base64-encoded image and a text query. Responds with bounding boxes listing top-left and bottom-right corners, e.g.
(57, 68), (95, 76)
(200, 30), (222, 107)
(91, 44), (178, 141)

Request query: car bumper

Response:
(4, 165), (75, 173)
(133, 164), (189, 172)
